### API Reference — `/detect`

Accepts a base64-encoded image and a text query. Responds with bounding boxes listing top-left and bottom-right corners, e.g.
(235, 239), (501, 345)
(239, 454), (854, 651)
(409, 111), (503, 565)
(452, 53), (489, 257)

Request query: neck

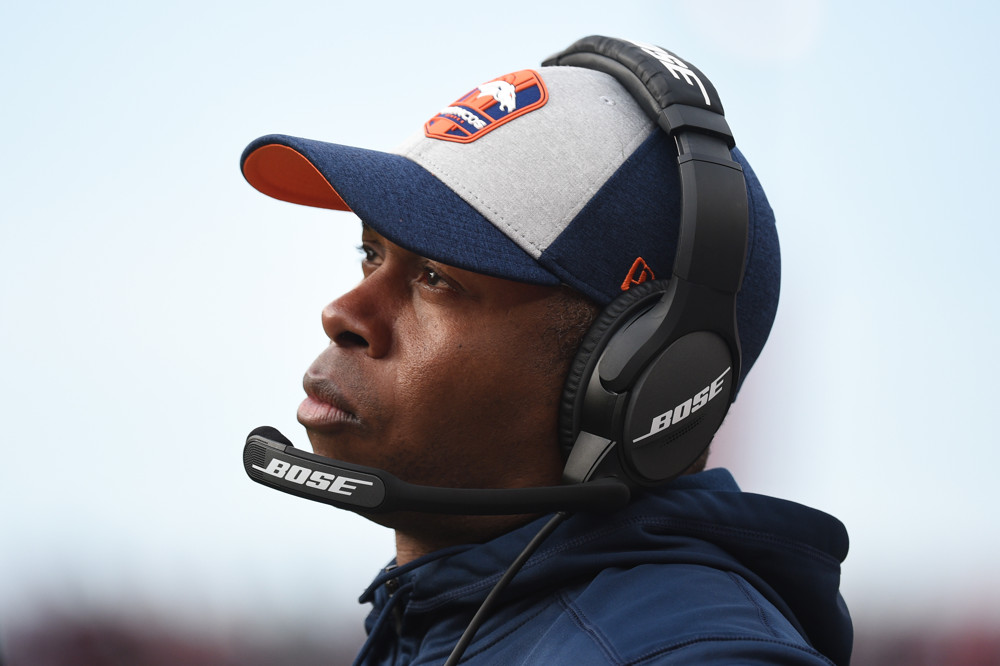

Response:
(392, 514), (540, 566)
(394, 532), (435, 567)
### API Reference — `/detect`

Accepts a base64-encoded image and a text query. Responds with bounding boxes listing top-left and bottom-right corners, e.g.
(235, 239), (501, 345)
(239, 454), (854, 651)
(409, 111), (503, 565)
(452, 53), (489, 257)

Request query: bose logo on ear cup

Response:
(632, 367), (730, 444)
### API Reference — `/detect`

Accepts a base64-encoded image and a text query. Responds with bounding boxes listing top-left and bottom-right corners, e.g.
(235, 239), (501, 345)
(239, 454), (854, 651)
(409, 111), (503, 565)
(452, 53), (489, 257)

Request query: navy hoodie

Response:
(354, 469), (852, 665)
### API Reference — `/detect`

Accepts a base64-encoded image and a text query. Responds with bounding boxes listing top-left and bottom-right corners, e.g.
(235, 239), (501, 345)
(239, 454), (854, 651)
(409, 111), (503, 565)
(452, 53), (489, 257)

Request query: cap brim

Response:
(241, 134), (559, 286)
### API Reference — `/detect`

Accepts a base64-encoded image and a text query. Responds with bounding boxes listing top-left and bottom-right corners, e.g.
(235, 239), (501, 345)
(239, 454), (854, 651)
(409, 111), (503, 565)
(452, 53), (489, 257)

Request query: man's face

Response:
(298, 227), (577, 501)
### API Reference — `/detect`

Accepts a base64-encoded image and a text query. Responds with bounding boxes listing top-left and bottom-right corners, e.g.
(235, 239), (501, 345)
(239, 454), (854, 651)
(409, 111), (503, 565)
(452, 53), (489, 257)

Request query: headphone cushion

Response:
(558, 279), (672, 454)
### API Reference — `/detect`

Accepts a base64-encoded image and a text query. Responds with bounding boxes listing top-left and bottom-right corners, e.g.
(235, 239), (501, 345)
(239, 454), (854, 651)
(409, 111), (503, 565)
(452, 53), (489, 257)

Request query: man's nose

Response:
(320, 278), (392, 358)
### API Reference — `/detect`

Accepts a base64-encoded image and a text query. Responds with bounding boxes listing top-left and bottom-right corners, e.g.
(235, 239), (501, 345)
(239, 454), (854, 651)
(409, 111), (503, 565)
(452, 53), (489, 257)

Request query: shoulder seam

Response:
(557, 590), (621, 665)
(726, 571), (780, 639)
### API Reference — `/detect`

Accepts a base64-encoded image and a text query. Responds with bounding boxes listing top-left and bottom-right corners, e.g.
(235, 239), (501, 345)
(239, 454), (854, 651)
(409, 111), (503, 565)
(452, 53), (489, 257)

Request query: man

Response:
(241, 37), (852, 665)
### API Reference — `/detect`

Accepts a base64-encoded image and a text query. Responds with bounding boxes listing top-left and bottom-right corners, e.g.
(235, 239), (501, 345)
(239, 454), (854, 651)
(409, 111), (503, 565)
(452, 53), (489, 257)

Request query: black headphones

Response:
(544, 36), (750, 489)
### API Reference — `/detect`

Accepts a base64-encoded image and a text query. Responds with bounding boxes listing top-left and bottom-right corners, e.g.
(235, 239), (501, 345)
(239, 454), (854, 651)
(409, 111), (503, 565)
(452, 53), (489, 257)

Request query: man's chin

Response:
(365, 510), (540, 549)
(303, 431), (358, 465)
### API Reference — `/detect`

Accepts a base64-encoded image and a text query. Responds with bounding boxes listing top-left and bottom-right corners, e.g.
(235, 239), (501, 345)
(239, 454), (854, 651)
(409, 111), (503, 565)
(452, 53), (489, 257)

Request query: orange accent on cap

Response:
(621, 257), (655, 291)
(243, 144), (351, 211)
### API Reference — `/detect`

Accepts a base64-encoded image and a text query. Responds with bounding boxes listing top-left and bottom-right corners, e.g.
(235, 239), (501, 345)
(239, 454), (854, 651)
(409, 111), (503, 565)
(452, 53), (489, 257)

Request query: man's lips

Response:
(298, 376), (361, 431)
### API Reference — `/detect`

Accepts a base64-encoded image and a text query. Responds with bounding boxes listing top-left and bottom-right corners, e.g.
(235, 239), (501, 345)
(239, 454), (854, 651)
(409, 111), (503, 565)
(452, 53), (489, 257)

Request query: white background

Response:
(2, 0), (998, 656)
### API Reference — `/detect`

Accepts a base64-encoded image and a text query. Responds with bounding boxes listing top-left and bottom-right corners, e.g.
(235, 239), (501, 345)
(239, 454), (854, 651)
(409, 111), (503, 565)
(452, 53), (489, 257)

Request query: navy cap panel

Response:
(732, 146), (780, 378)
(540, 138), (779, 389)
(242, 134), (559, 287)
(538, 131), (682, 305)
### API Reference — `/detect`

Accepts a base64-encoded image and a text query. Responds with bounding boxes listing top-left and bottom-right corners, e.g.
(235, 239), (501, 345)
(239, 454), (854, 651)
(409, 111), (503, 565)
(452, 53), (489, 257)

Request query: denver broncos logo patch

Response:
(424, 70), (548, 143)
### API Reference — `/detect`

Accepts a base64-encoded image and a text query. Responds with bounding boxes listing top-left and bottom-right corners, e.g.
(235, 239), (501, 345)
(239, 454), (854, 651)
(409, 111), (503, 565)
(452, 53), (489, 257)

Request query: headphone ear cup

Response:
(558, 279), (672, 458)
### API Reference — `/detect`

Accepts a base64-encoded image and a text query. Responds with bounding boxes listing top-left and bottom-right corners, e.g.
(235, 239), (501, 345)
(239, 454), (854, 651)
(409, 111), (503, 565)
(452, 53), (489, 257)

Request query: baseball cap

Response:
(240, 63), (780, 387)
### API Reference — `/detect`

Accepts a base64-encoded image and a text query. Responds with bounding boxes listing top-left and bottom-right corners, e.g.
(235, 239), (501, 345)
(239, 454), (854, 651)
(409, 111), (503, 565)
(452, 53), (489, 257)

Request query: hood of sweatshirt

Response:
(360, 468), (851, 665)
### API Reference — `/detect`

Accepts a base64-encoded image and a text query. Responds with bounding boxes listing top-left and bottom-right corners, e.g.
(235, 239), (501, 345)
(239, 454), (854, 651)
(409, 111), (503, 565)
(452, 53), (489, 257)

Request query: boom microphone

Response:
(243, 426), (631, 515)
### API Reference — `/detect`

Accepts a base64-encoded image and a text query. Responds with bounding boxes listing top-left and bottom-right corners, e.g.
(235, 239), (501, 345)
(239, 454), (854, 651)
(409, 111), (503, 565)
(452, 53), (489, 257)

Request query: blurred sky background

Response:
(2, 0), (999, 662)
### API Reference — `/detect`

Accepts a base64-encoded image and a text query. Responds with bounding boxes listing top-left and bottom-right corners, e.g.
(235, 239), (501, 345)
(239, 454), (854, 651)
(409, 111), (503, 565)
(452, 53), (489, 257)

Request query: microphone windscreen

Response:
(248, 425), (294, 447)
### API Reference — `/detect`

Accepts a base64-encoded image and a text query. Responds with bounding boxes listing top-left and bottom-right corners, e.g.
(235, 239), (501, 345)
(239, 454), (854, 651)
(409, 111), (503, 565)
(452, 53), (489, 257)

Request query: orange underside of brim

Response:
(243, 144), (351, 211)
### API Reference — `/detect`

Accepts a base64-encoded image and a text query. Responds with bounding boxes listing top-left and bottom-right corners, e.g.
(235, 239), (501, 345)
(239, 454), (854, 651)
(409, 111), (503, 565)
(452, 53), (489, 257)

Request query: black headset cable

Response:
(444, 510), (571, 665)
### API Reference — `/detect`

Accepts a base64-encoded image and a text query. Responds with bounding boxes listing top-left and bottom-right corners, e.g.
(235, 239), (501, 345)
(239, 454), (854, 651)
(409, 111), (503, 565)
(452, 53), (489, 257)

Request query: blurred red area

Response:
(4, 612), (1000, 665)
(852, 626), (1000, 666)
(2, 611), (366, 666)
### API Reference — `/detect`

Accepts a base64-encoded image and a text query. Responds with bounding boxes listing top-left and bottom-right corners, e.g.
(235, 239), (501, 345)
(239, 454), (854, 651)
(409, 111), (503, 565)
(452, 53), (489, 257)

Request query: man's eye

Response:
(423, 267), (445, 287)
(358, 244), (378, 263)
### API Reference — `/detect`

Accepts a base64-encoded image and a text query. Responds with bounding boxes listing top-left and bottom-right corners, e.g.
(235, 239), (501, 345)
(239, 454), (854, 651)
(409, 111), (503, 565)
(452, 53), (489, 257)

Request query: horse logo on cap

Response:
(425, 70), (548, 144)
(477, 80), (517, 112)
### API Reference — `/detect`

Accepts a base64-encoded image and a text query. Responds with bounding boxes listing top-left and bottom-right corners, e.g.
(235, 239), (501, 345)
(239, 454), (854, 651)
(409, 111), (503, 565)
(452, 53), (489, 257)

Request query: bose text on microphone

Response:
(243, 426), (630, 515)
